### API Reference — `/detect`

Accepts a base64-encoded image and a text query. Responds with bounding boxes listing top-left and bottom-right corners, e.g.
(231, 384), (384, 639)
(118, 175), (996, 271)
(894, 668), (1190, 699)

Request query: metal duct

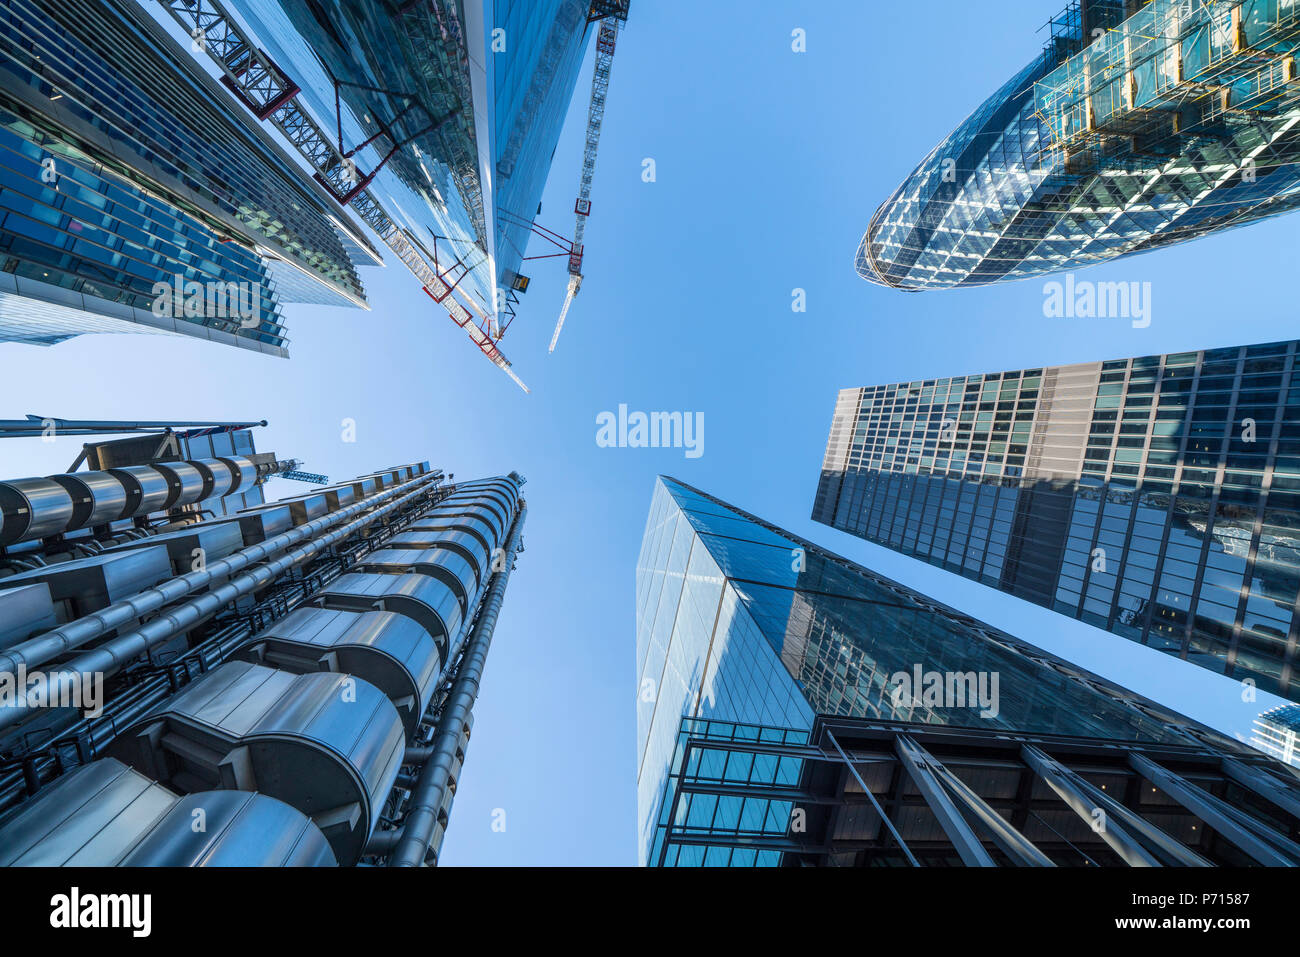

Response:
(310, 572), (462, 657)
(190, 458), (236, 499)
(0, 757), (337, 866)
(151, 461), (208, 509)
(0, 471), (442, 727)
(406, 512), (499, 553)
(0, 549), (173, 618)
(248, 493), (328, 526)
(1, 457), (268, 549)
(47, 471), (131, 528)
(338, 476), (378, 499)
(0, 583), (57, 652)
(101, 522), (245, 576)
(235, 607), (443, 739)
(356, 547), (478, 613)
(227, 505), (294, 545)
(108, 661), (406, 866)
(456, 479), (519, 510)
(416, 505), (505, 547)
(0, 478), (75, 546)
(441, 493), (510, 530)
(216, 456), (257, 493)
(106, 465), (172, 517)
(281, 485), (356, 512)
(384, 530), (489, 585)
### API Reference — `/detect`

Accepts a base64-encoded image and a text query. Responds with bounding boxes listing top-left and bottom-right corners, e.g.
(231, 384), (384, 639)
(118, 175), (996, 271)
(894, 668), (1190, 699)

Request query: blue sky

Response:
(1, 0), (1296, 865)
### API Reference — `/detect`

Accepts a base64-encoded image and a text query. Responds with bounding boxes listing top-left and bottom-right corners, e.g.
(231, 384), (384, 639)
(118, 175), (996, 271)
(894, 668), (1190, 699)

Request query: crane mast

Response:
(549, 14), (623, 353)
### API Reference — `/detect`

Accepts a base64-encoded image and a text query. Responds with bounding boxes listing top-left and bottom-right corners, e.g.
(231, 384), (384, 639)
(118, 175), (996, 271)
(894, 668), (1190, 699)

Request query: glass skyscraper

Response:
(1252, 703), (1300, 766)
(860, 0), (1300, 290)
(0, 0), (377, 355)
(637, 476), (1300, 866)
(233, 0), (609, 322)
(813, 339), (1300, 701)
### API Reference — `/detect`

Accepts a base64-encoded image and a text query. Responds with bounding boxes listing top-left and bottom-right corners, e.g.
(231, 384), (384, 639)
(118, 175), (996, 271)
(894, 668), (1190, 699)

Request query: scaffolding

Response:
(1034, 0), (1300, 172)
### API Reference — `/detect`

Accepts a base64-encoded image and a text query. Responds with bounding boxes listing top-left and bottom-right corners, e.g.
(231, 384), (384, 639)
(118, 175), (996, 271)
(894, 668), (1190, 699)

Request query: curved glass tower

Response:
(860, 0), (1300, 291)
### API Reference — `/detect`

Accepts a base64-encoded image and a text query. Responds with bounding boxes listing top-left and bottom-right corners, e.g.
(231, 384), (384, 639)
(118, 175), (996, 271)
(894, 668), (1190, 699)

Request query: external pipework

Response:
(0, 464), (523, 867)
(0, 470), (442, 682)
(387, 501), (526, 867)
(0, 470), (445, 732)
(0, 457), (259, 548)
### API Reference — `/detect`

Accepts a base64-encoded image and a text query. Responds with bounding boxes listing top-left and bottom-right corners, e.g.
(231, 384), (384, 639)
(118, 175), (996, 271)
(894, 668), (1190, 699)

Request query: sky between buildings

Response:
(0, 0), (1295, 864)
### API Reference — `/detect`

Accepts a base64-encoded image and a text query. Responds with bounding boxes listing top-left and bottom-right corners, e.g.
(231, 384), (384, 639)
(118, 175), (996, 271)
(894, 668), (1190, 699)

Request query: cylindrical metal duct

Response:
(3, 457), (250, 548)
(0, 478), (76, 546)
(0, 472), (443, 730)
(217, 456), (257, 494)
(387, 502), (525, 867)
(190, 459), (235, 499)
(151, 461), (207, 509)
(106, 466), (172, 517)
(47, 471), (131, 529)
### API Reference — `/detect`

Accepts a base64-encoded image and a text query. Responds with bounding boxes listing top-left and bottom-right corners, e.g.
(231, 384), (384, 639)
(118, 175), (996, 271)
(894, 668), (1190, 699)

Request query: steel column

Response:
(894, 735), (997, 866)
(1022, 745), (1209, 867)
(1222, 757), (1300, 820)
(1128, 753), (1300, 866)
(388, 504), (527, 866)
(825, 729), (919, 866)
(897, 735), (1054, 866)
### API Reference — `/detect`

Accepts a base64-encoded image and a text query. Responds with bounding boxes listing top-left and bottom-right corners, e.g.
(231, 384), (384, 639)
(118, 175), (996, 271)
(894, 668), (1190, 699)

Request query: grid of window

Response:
(654, 720), (804, 867)
(0, 0), (365, 306)
(815, 340), (1300, 700)
(0, 117), (285, 347)
(492, 0), (592, 292)
(263, 0), (495, 307)
(1252, 704), (1300, 767)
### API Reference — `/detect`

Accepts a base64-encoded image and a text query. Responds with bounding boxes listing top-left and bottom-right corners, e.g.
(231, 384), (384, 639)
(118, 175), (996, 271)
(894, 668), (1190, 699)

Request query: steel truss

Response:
(659, 714), (1300, 867)
(156, 0), (527, 390)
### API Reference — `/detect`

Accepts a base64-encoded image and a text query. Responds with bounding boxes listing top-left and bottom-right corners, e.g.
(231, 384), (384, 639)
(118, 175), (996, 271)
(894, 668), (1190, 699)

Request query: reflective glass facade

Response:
(0, 116), (286, 352)
(658, 713), (1299, 867)
(245, 0), (594, 315)
(491, 0), (594, 291)
(860, 0), (1300, 290)
(637, 476), (1229, 866)
(1252, 702), (1300, 766)
(0, 0), (368, 304)
(814, 339), (1300, 700)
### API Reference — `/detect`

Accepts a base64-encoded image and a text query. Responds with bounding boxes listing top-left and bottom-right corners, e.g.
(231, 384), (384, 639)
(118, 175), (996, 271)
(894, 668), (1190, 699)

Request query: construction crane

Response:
(156, 0), (528, 393)
(278, 468), (329, 485)
(549, 8), (627, 353)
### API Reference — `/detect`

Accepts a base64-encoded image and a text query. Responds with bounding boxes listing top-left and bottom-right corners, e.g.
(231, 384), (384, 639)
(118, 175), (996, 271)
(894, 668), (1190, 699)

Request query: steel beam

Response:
(1022, 745), (1209, 867)
(898, 736), (1054, 866)
(1222, 757), (1300, 820)
(894, 735), (997, 866)
(826, 729), (919, 866)
(1129, 753), (1300, 866)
